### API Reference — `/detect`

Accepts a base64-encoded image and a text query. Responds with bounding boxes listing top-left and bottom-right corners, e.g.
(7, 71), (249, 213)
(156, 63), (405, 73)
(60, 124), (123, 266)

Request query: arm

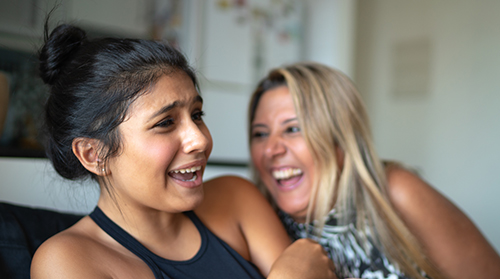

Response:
(199, 176), (336, 278)
(199, 176), (291, 275)
(387, 166), (500, 279)
(268, 238), (337, 279)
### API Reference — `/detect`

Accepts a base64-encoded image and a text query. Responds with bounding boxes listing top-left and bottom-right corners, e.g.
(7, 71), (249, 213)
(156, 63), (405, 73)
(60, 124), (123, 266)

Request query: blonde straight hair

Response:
(248, 62), (444, 279)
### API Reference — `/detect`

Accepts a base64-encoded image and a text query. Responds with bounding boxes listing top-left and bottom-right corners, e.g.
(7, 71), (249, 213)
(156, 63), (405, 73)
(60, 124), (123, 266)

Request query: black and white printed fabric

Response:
(279, 209), (411, 279)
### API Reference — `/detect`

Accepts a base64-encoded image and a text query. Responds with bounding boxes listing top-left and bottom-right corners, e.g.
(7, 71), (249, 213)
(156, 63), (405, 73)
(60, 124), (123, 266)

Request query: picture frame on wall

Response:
(0, 48), (47, 158)
(199, 0), (304, 165)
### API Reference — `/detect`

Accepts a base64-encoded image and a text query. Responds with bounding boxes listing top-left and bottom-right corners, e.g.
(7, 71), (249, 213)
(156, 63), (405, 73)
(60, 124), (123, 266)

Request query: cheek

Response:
(299, 144), (315, 200)
(142, 139), (177, 171)
(250, 143), (265, 170)
(204, 127), (213, 157)
(296, 141), (315, 168)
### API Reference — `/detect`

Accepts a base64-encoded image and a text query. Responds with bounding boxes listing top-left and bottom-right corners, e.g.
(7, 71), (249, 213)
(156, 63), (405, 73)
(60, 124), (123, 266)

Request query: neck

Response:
(97, 196), (201, 260)
(96, 196), (195, 258)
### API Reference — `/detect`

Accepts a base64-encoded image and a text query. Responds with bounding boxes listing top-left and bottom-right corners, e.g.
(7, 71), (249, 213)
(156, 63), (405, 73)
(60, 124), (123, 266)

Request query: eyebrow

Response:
(251, 117), (298, 130)
(148, 95), (203, 121)
(251, 123), (267, 130)
(282, 117), (298, 125)
(195, 95), (203, 104)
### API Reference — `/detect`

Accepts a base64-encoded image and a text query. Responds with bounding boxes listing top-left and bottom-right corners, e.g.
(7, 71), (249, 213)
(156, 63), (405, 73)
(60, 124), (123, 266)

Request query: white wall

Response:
(0, 158), (99, 213)
(303, 0), (357, 77)
(0, 157), (249, 214)
(356, 0), (500, 252)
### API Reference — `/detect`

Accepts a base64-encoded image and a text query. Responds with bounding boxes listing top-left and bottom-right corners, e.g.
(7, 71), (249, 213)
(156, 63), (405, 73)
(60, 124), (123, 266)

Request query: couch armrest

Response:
(0, 202), (83, 279)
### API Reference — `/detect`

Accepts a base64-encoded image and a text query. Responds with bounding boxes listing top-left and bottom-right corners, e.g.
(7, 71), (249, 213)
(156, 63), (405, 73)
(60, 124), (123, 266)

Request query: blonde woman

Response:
(248, 62), (500, 279)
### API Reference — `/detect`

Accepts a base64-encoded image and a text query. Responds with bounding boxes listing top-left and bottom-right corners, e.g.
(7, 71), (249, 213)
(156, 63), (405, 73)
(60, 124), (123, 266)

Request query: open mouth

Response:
(272, 168), (303, 187)
(168, 166), (202, 182)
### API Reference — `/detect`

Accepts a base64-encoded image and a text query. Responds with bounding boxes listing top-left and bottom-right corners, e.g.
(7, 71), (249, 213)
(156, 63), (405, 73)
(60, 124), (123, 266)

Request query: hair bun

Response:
(39, 24), (87, 85)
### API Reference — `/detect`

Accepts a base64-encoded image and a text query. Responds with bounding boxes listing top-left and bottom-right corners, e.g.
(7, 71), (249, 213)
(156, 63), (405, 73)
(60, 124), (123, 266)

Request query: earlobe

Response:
(72, 138), (107, 176)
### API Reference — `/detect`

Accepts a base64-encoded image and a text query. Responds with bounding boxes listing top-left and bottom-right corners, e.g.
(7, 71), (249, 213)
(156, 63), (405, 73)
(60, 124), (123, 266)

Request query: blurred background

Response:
(0, 0), (499, 252)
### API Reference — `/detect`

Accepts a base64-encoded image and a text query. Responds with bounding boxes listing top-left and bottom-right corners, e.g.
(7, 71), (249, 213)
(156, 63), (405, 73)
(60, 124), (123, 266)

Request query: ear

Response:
(72, 138), (107, 176)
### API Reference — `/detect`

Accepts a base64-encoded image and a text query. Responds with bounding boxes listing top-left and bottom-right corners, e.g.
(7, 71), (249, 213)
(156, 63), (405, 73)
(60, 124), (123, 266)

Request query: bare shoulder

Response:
(384, 164), (500, 278)
(385, 164), (475, 228)
(31, 216), (152, 279)
(385, 164), (439, 210)
(199, 175), (289, 276)
(31, 218), (108, 279)
(203, 175), (261, 198)
(197, 175), (266, 224)
(385, 164), (468, 234)
(200, 175), (265, 213)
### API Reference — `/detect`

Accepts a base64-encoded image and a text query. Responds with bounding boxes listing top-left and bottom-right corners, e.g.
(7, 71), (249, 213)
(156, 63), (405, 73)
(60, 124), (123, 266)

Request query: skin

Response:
(386, 165), (500, 278)
(250, 86), (500, 278)
(31, 72), (335, 279)
(250, 86), (315, 222)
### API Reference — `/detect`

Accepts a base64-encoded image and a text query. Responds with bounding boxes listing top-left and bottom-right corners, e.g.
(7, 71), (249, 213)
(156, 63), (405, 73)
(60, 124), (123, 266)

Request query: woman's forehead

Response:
(127, 72), (200, 117)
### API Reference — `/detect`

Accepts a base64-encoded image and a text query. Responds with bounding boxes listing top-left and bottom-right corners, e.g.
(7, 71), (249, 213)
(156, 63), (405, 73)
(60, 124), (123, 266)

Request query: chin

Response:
(278, 202), (307, 220)
(177, 191), (204, 212)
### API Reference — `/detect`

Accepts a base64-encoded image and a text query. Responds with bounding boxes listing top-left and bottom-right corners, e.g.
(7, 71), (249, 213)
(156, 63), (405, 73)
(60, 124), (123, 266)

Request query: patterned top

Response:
(279, 210), (410, 279)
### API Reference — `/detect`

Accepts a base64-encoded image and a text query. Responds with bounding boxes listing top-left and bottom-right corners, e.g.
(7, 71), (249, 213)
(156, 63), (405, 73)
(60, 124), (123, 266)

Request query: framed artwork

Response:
(198, 0), (304, 165)
(202, 0), (303, 86)
(0, 48), (47, 158)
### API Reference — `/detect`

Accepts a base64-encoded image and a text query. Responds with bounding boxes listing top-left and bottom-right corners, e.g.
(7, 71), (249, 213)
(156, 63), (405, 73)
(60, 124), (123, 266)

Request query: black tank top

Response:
(89, 207), (265, 279)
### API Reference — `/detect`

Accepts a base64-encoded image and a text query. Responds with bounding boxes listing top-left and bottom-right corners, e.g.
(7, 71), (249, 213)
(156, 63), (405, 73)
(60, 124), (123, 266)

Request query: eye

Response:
(286, 126), (301, 133)
(251, 131), (268, 139)
(192, 110), (205, 122)
(155, 117), (175, 128)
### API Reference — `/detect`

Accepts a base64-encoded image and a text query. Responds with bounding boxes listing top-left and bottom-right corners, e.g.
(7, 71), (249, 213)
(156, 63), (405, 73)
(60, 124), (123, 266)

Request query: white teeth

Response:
(172, 166), (202, 174)
(272, 168), (303, 180)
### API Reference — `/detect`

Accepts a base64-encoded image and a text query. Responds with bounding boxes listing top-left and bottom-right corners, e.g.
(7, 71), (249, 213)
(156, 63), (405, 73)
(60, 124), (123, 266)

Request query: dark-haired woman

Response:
(31, 24), (335, 279)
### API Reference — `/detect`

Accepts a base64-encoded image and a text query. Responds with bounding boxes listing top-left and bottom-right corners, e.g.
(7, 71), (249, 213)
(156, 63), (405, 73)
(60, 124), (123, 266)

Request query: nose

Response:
(181, 120), (212, 155)
(264, 132), (286, 158)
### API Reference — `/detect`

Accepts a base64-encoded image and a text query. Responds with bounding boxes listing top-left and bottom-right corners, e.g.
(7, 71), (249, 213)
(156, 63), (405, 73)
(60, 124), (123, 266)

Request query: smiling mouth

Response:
(272, 168), (303, 186)
(169, 166), (202, 182)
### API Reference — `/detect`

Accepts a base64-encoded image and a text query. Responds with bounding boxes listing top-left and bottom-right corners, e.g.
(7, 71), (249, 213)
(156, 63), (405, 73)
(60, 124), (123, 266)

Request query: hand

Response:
(267, 238), (337, 279)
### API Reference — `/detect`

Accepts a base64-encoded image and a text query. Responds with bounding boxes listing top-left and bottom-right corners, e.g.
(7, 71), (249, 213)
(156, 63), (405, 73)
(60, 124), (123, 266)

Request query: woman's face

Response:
(106, 70), (212, 213)
(250, 86), (315, 222)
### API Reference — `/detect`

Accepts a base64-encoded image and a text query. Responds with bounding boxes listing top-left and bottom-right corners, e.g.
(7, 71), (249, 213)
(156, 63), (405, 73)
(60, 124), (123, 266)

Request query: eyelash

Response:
(154, 110), (205, 129)
(251, 125), (300, 138)
(155, 117), (175, 128)
(251, 131), (268, 138)
(286, 126), (300, 133)
(192, 110), (205, 121)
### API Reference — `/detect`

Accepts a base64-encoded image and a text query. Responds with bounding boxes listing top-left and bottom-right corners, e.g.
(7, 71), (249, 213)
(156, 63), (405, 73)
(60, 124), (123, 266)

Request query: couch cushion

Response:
(0, 202), (83, 279)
